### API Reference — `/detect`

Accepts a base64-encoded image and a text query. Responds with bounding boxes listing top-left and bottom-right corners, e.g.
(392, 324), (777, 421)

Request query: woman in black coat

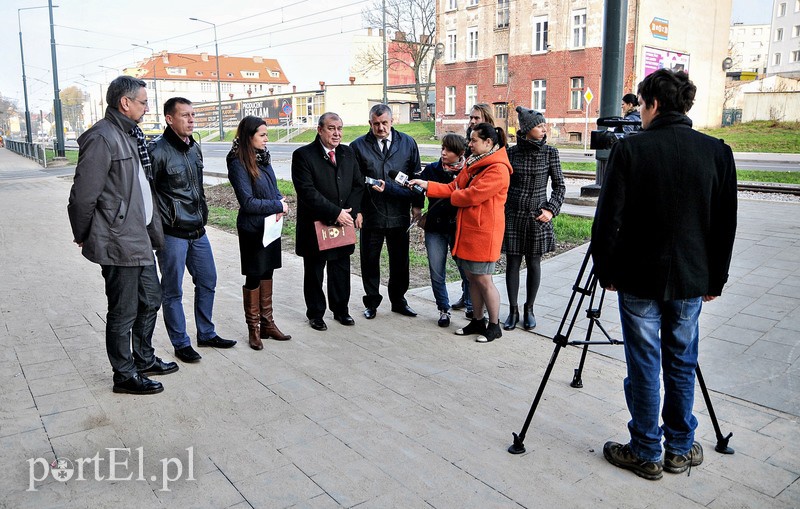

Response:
(227, 115), (291, 349)
(503, 107), (566, 331)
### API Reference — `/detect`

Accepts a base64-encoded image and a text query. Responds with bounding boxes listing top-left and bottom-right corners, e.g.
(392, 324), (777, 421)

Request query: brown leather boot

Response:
(259, 280), (291, 341)
(243, 286), (263, 350)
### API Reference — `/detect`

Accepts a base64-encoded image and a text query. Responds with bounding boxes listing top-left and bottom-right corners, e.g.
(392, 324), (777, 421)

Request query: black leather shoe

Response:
(174, 346), (202, 363)
(310, 318), (328, 331)
(363, 307), (377, 320)
(451, 297), (467, 310)
(113, 374), (164, 395)
(391, 304), (418, 317)
(334, 314), (355, 326)
(198, 335), (237, 348)
(139, 357), (179, 376)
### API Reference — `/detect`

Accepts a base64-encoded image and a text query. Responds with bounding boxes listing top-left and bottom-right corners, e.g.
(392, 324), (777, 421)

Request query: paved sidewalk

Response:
(0, 148), (798, 508)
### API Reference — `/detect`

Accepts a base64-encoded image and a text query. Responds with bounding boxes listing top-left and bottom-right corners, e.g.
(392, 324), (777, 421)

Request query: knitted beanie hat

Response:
(516, 106), (546, 136)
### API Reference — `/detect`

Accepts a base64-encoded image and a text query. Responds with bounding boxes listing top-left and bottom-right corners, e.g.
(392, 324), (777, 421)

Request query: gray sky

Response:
(1, 0), (776, 114)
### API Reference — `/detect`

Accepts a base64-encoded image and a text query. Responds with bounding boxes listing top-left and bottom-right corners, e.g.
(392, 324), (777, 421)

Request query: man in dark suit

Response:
(291, 112), (364, 331)
(351, 104), (424, 320)
(592, 69), (737, 480)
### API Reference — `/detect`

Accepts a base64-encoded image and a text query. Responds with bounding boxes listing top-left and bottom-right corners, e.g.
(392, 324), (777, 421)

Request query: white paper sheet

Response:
(263, 214), (284, 247)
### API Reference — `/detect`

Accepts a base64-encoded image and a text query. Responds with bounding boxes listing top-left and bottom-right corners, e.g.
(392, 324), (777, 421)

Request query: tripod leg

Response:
(696, 364), (734, 454)
(571, 344), (589, 388)
(509, 341), (564, 454)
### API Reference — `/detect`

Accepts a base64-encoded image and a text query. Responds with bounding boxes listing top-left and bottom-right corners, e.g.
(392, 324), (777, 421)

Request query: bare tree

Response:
(60, 86), (86, 134)
(360, 0), (437, 121)
(0, 94), (19, 135)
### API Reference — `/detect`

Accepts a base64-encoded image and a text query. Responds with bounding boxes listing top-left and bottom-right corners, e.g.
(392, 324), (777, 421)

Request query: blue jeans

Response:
(424, 230), (471, 312)
(101, 264), (161, 383)
(618, 292), (702, 462)
(156, 234), (218, 348)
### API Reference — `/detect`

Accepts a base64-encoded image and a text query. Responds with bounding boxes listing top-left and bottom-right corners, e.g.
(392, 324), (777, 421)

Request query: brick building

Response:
(435, 0), (731, 142)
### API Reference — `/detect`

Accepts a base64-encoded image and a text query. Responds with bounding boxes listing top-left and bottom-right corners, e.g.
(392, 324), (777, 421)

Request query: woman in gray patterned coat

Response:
(503, 107), (566, 330)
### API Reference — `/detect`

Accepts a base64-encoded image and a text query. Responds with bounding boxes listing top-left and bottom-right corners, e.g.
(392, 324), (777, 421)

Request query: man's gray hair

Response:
(106, 75), (147, 110)
(369, 103), (392, 120)
(318, 112), (342, 127)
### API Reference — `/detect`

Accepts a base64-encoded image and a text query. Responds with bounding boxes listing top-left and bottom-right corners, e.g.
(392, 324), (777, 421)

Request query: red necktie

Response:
(328, 150), (336, 165)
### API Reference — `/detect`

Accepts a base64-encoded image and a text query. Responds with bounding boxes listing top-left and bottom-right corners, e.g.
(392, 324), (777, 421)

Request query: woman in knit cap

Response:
(502, 106), (566, 331)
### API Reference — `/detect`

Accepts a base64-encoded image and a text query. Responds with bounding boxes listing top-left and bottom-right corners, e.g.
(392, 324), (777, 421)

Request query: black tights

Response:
(505, 254), (541, 307)
(244, 269), (274, 290)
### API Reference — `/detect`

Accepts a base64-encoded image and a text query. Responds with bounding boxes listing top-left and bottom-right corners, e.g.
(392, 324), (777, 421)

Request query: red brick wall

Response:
(435, 43), (637, 142)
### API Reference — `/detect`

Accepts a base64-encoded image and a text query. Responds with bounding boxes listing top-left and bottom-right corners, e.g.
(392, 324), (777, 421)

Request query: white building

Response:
(729, 23), (770, 74)
(767, 0), (800, 76)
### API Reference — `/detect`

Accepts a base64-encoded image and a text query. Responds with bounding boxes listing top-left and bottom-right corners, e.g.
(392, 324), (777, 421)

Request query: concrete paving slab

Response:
(1, 148), (799, 507)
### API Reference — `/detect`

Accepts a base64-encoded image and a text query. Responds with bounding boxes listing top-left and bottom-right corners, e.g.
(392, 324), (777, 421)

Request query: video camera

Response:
(589, 116), (642, 151)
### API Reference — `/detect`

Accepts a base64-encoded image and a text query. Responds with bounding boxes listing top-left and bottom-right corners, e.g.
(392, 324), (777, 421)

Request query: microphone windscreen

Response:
(387, 170), (399, 180)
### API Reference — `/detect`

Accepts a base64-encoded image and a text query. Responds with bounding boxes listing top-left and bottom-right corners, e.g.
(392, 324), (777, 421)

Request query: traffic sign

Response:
(282, 103), (292, 115)
(584, 88), (593, 105)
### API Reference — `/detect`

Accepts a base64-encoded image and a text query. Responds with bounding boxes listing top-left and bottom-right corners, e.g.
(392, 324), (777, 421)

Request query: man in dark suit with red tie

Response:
(291, 112), (364, 331)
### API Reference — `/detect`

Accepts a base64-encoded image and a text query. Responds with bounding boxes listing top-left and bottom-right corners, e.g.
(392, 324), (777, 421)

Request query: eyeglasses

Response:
(127, 96), (149, 107)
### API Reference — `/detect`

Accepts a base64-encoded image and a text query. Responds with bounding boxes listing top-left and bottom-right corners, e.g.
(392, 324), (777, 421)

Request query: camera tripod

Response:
(508, 247), (734, 456)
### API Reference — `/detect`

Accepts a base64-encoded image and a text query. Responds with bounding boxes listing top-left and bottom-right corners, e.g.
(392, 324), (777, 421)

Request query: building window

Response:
(467, 27), (479, 60)
(793, 25), (800, 37)
(446, 31), (457, 63)
(201, 82), (213, 92)
(773, 53), (782, 65)
(796, 0), (799, 11)
(494, 103), (508, 121)
(531, 80), (546, 111)
(497, 0), (510, 29)
(468, 0), (478, 5)
(447, 0), (457, 10)
(570, 77), (584, 110)
(495, 54), (508, 84)
(221, 83), (232, 92)
(792, 50), (800, 62)
(466, 85), (477, 113)
(572, 9), (587, 48)
(778, 2), (787, 15)
(446, 86), (456, 114)
(533, 16), (549, 53)
(775, 28), (784, 41)
(753, 27), (762, 35)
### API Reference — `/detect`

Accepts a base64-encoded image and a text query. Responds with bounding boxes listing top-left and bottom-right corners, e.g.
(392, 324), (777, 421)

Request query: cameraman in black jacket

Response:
(150, 97), (235, 364)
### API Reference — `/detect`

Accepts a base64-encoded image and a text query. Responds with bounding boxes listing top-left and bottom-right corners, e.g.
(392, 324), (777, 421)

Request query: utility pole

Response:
(382, 0), (388, 105)
(48, 0), (65, 158)
(581, 0), (628, 197)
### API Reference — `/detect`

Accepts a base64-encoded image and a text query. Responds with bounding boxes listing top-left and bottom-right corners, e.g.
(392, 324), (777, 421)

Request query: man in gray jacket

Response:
(68, 75), (178, 395)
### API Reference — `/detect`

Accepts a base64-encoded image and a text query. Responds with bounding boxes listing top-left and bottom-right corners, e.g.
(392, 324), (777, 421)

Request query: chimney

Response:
(160, 51), (169, 64)
(319, 81), (325, 90)
(253, 56), (263, 63)
(349, 76), (356, 85)
(367, 28), (372, 36)
(292, 85), (296, 93)
(395, 31), (405, 41)
(201, 52), (209, 62)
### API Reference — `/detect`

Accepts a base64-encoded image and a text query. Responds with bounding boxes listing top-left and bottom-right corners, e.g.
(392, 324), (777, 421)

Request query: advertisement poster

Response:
(643, 46), (690, 76)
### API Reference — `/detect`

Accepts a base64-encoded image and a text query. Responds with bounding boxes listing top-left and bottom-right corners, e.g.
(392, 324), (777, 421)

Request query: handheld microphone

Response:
(364, 176), (382, 186)
(388, 170), (424, 195)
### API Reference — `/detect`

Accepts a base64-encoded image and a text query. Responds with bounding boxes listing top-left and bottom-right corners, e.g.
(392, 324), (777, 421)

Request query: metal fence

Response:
(5, 140), (49, 167)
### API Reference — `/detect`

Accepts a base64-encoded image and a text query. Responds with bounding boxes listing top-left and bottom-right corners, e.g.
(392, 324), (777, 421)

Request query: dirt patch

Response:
(205, 183), (582, 289)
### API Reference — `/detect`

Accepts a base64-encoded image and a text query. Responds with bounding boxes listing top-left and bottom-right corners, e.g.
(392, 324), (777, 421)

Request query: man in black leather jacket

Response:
(149, 97), (235, 364)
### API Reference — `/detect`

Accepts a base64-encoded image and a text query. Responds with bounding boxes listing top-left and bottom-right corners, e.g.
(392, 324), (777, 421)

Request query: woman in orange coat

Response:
(411, 123), (511, 342)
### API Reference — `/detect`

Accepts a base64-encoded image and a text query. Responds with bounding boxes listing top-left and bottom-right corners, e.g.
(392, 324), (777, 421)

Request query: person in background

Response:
(227, 115), (291, 350)
(502, 107), (566, 331)
(68, 75), (176, 395)
(418, 133), (472, 327)
(593, 69), (737, 480)
(149, 97), (235, 365)
(291, 112), (364, 331)
(620, 93), (642, 133)
(351, 104), (423, 320)
(410, 123), (511, 343)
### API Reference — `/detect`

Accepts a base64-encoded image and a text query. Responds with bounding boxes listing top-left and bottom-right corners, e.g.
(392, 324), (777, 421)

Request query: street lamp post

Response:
(190, 17), (224, 141)
(132, 44), (160, 124)
(18, 5), (57, 144)
(48, 0), (66, 158)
